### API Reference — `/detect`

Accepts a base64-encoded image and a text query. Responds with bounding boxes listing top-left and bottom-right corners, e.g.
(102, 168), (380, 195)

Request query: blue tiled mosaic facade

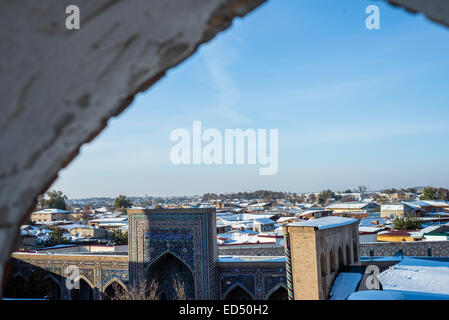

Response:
(128, 208), (218, 299)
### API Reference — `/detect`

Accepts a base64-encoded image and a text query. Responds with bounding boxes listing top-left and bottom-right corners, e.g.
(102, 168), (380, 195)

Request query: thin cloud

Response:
(201, 39), (249, 123)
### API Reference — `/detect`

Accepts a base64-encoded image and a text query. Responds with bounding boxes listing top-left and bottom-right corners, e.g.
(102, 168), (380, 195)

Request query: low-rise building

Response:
(276, 216), (299, 225)
(87, 217), (128, 229)
(30, 209), (70, 223)
(325, 202), (379, 214)
(377, 230), (418, 242)
(298, 209), (331, 219)
(404, 200), (449, 214)
(60, 224), (112, 240)
(216, 219), (232, 234)
(359, 226), (387, 243)
(380, 203), (417, 219)
(423, 232), (449, 241)
(253, 218), (275, 233)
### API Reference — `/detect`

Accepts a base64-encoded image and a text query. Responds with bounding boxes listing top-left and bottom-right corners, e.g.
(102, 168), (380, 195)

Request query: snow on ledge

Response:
(288, 216), (358, 230)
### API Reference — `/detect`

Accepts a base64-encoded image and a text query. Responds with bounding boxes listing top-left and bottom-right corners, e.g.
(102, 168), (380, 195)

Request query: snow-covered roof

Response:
(217, 232), (258, 245)
(381, 204), (406, 211)
(329, 272), (362, 300)
(359, 226), (385, 234)
(92, 213), (121, 219)
(230, 222), (254, 229)
(403, 201), (433, 209)
(61, 223), (94, 231)
(425, 211), (449, 216)
(298, 209), (326, 216)
(33, 208), (69, 214)
(264, 228), (284, 237)
(254, 218), (275, 225)
(216, 219), (233, 227)
(98, 222), (127, 227)
(217, 227), (281, 245)
(348, 290), (407, 300)
(348, 289), (449, 300)
(218, 256), (285, 263)
(288, 216), (358, 230)
(248, 202), (270, 207)
(378, 257), (449, 296)
(33, 220), (73, 226)
(89, 217), (127, 223)
(276, 217), (298, 223)
(216, 211), (235, 217)
(409, 225), (443, 238)
(357, 215), (388, 227)
(326, 202), (373, 210)
(219, 213), (275, 222)
(421, 200), (449, 207)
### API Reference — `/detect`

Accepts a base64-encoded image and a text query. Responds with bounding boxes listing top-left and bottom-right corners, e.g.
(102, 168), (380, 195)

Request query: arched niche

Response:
(103, 279), (127, 300)
(338, 246), (344, 269)
(71, 277), (94, 300)
(330, 249), (336, 273)
(224, 284), (254, 300)
(353, 241), (359, 263)
(346, 243), (352, 265)
(42, 274), (62, 300)
(146, 252), (195, 300)
(3, 273), (27, 298)
(266, 285), (288, 300)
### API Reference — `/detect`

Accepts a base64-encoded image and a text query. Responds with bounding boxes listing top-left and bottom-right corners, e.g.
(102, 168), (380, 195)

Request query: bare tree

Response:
(173, 275), (186, 300)
(108, 278), (159, 300)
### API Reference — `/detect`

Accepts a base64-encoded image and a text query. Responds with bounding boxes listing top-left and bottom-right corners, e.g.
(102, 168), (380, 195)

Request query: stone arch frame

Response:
(329, 248), (336, 273)
(264, 283), (287, 300)
(103, 278), (127, 299)
(345, 243), (351, 265)
(74, 274), (95, 289)
(144, 251), (196, 299)
(319, 251), (328, 296)
(223, 283), (255, 300)
(103, 277), (128, 293)
(12, 271), (28, 282)
(320, 252), (328, 277)
(144, 250), (195, 278)
(338, 246), (344, 270)
(353, 240), (359, 263)
(4, 271), (28, 298)
(70, 275), (95, 300)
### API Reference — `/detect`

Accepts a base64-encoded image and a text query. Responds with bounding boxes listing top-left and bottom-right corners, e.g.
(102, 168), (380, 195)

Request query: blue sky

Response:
(53, 0), (449, 198)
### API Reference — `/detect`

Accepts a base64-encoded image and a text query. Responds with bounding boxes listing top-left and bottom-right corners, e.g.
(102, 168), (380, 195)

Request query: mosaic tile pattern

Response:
(128, 209), (217, 299)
